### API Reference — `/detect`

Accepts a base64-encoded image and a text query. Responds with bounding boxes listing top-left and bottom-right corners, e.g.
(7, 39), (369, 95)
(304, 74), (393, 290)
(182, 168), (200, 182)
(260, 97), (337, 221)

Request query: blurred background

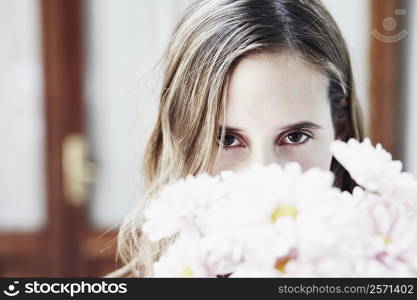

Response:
(0, 0), (415, 277)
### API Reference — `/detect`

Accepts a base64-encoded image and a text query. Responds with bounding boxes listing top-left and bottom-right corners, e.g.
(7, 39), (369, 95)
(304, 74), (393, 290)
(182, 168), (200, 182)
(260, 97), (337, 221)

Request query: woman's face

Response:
(212, 52), (336, 174)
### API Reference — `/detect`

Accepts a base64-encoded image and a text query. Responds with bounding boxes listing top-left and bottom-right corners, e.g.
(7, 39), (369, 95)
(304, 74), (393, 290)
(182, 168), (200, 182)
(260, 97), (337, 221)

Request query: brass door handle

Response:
(62, 133), (95, 206)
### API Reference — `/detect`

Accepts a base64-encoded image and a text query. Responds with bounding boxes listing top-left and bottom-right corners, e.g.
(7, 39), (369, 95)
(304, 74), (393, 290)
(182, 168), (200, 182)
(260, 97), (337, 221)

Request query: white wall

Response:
(85, 0), (193, 228)
(0, 0), (45, 231)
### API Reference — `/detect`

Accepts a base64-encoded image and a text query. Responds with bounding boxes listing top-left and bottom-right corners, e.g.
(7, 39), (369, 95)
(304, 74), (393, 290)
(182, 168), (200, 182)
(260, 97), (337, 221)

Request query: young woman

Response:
(111, 0), (365, 277)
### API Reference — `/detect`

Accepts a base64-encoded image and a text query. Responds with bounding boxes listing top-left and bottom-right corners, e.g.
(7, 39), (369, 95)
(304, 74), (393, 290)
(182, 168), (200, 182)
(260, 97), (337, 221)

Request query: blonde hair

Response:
(109, 0), (364, 277)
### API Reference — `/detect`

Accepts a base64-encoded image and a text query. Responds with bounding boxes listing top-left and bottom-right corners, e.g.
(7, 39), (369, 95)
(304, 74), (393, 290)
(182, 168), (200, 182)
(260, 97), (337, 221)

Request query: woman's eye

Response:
(218, 135), (241, 148)
(282, 132), (310, 145)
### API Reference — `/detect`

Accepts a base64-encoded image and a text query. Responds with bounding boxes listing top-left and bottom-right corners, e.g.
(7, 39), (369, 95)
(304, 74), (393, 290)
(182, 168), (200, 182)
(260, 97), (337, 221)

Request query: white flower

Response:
(331, 138), (417, 214)
(330, 138), (403, 193)
(142, 173), (223, 242)
(387, 172), (417, 214)
(153, 236), (214, 277)
(206, 163), (344, 277)
(209, 163), (338, 230)
(347, 193), (417, 276)
(145, 138), (417, 277)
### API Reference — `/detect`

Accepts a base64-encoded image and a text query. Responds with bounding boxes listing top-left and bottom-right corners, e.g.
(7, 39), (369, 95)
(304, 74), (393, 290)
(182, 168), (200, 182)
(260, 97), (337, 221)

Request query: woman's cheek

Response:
(278, 146), (312, 170)
(213, 148), (247, 173)
(278, 139), (332, 171)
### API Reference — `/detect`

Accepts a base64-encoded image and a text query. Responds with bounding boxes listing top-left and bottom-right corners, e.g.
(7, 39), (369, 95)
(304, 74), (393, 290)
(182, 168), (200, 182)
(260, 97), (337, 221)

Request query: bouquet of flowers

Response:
(142, 138), (417, 277)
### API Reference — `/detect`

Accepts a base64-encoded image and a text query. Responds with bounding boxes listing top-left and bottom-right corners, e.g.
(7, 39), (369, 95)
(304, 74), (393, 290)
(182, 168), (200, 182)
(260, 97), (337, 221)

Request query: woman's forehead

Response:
(224, 52), (331, 131)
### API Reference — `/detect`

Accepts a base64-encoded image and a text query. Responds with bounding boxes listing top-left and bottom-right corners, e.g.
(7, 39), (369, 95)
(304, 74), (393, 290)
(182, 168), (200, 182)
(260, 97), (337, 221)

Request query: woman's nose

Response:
(247, 146), (281, 168)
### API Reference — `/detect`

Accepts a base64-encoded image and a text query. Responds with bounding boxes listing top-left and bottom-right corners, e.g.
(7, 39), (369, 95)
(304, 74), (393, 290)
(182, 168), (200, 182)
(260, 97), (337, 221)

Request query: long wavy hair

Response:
(109, 0), (365, 277)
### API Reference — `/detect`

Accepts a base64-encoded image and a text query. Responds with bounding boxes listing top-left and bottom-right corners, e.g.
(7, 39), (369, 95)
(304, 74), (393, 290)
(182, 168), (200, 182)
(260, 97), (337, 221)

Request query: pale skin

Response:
(213, 52), (336, 174)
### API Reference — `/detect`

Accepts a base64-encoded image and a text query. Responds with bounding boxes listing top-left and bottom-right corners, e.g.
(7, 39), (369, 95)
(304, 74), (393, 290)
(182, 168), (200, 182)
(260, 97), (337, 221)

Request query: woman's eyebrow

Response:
(279, 121), (322, 131)
(219, 126), (243, 133)
(218, 121), (322, 133)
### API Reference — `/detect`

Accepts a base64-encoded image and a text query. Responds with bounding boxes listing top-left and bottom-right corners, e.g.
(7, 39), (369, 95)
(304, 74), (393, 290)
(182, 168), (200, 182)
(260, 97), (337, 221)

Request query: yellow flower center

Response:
(275, 256), (292, 274)
(270, 205), (298, 223)
(375, 234), (392, 246)
(382, 235), (392, 245)
(180, 266), (193, 277)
